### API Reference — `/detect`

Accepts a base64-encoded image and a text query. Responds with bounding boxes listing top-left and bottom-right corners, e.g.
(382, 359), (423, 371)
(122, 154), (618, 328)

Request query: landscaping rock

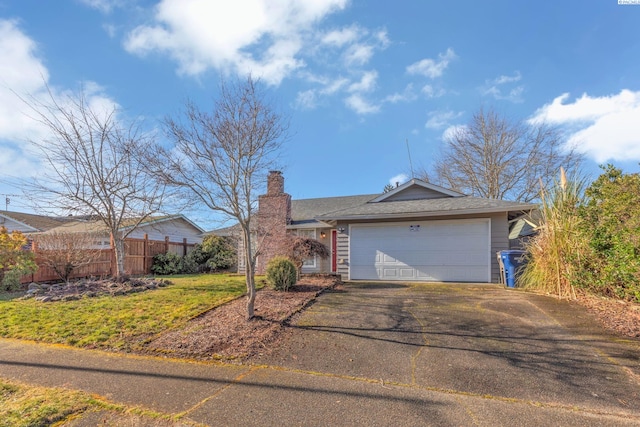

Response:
(20, 278), (171, 302)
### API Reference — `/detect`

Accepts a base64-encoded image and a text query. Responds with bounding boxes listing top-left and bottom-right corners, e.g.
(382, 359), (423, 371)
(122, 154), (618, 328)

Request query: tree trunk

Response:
(246, 264), (256, 319)
(113, 236), (126, 279)
(242, 227), (256, 319)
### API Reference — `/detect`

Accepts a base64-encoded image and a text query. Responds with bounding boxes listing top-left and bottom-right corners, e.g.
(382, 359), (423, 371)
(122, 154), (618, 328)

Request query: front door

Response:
(331, 230), (337, 272)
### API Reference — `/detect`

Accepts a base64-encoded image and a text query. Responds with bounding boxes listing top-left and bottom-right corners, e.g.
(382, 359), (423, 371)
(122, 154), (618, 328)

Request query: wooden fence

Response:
(22, 235), (195, 283)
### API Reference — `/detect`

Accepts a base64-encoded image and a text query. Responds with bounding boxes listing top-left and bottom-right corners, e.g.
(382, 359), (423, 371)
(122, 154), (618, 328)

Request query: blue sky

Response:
(1, 0), (639, 228)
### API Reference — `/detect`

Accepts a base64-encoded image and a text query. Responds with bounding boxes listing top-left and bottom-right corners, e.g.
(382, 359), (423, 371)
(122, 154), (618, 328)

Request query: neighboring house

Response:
(225, 171), (536, 283)
(34, 214), (205, 249)
(0, 211), (71, 234)
(1, 210), (204, 249)
(508, 211), (541, 250)
(3, 210), (206, 281)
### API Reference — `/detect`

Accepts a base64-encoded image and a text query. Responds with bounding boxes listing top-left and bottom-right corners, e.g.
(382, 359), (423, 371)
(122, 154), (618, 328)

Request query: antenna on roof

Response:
(405, 139), (415, 178)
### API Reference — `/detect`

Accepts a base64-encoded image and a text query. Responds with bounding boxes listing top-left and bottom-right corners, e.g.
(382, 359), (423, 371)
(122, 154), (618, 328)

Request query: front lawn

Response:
(0, 377), (193, 427)
(0, 274), (251, 350)
(0, 378), (115, 427)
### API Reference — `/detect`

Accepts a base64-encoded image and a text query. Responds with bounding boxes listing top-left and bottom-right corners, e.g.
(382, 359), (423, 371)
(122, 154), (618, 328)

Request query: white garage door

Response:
(349, 219), (490, 282)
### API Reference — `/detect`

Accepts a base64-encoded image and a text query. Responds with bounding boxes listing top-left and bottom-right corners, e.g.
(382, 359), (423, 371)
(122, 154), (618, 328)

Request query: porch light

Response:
(320, 231), (326, 239)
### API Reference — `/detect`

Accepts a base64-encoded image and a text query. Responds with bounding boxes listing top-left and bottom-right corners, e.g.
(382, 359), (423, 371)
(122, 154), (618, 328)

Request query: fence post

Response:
(164, 236), (169, 254)
(31, 240), (38, 282)
(144, 233), (149, 274)
(183, 238), (187, 256)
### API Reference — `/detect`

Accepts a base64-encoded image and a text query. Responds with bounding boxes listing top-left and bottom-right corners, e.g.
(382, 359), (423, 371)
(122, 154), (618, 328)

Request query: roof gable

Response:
(370, 179), (464, 203)
(0, 211), (69, 232)
(30, 214), (206, 235)
(133, 215), (206, 234)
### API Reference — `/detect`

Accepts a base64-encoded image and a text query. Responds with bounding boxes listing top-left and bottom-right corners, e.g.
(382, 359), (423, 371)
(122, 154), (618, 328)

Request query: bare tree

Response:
(20, 87), (165, 279)
(433, 107), (583, 202)
(31, 231), (103, 284)
(146, 76), (288, 319)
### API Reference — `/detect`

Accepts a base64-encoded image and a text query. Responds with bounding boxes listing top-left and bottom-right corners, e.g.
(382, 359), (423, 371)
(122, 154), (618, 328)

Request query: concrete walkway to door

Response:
(1, 282), (639, 426)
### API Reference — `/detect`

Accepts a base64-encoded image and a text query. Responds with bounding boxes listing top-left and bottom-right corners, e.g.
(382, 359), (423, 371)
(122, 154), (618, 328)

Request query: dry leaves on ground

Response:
(574, 293), (640, 338)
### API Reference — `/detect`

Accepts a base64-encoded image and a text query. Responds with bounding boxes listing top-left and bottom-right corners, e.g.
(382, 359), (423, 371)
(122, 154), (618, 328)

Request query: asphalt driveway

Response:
(257, 282), (640, 424)
(1, 282), (639, 426)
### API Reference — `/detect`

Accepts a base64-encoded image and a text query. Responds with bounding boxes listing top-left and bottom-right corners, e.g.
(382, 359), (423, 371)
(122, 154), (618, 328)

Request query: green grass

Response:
(0, 378), (114, 427)
(0, 274), (254, 350)
(0, 377), (200, 427)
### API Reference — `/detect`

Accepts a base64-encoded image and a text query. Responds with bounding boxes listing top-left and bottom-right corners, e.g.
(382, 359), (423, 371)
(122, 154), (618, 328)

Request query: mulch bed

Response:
(142, 275), (341, 361)
(574, 293), (640, 338)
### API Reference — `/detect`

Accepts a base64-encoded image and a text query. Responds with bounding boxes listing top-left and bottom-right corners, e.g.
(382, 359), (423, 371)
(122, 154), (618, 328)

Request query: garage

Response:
(349, 219), (491, 282)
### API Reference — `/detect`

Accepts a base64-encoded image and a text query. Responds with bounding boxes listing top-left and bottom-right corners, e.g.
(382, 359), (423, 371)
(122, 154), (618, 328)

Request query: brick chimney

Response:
(267, 170), (285, 195)
(256, 171), (291, 273)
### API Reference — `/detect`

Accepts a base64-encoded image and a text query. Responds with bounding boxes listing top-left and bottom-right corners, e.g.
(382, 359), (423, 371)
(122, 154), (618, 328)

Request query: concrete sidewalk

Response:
(1, 283), (640, 426)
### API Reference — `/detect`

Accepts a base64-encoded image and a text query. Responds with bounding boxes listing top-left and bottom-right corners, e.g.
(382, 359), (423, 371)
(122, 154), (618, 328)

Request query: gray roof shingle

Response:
(315, 196), (535, 221)
(290, 194), (377, 227)
(0, 211), (71, 232)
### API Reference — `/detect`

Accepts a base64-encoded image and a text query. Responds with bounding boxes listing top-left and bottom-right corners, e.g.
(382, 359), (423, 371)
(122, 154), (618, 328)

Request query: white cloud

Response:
(322, 77), (349, 94)
(345, 94), (380, 114)
(344, 43), (374, 66)
(442, 124), (467, 141)
(308, 24), (389, 113)
(342, 71), (381, 114)
(0, 19), (50, 142)
(0, 20), (120, 179)
(321, 25), (364, 47)
(375, 30), (390, 49)
(348, 71), (377, 93)
(529, 90), (640, 162)
(321, 25), (389, 68)
(78, 0), (125, 13)
(124, 0), (348, 85)
(493, 72), (521, 85)
(384, 84), (417, 104)
(421, 84), (446, 98)
(103, 23), (117, 38)
(480, 71), (524, 103)
(406, 48), (457, 79)
(294, 89), (318, 110)
(292, 75), (349, 111)
(389, 173), (409, 187)
(425, 110), (463, 130)
(0, 143), (40, 178)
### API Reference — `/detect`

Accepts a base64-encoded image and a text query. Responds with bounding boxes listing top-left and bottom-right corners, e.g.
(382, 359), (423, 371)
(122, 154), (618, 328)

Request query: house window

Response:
(297, 229), (316, 268)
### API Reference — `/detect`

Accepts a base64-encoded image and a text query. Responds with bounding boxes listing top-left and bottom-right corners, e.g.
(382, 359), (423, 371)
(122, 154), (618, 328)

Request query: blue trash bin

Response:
(499, 250), (527, 288)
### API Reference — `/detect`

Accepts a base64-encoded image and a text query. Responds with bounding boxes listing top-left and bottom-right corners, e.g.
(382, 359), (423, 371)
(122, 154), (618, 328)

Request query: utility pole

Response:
(1, 194), (19, 211)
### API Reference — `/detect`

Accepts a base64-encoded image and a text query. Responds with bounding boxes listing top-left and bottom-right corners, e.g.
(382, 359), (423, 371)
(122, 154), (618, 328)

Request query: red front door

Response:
(331, 230), (337, 272)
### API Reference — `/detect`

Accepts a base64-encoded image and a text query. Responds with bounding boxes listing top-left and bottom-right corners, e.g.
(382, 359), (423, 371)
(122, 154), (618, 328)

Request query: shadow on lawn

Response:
(0, 291), (26, 302)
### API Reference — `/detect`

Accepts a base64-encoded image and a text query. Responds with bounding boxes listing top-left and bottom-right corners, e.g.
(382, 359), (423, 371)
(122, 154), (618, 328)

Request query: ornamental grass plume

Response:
(520, 168), (587, 299)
